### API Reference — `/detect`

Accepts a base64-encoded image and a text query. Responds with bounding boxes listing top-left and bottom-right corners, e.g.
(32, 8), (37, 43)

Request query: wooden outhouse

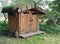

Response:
(2, 4), (45, 37)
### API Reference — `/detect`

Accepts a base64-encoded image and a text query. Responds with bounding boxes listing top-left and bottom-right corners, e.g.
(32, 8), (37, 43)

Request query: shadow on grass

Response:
(40, 23), (60, 35)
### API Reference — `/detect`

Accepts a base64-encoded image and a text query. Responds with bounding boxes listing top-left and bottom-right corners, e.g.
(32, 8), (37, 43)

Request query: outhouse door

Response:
(20, 12), (39, 34)
(30, 14), (39, 32)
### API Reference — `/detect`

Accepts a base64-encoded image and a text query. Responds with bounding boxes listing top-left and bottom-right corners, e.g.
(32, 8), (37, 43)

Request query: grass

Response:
(0, 22), (60, 44)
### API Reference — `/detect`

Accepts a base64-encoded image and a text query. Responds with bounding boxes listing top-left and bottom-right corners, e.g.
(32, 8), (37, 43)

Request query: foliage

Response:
(39, 0), (60, 25)
(40, 23), (60, 34)
(11, 0), (34, 6)
(50, 0), (60, 12)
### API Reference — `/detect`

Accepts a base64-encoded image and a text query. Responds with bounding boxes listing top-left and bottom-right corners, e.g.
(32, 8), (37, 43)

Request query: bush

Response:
(40, 23), (60, 34)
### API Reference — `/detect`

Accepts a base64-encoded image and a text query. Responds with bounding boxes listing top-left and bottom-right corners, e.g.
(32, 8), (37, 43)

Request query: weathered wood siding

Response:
(19, 12), (31, 34)
(19, 11), (39, 34)
(31, 14), (39, 31)
(8, 13), (19, 33)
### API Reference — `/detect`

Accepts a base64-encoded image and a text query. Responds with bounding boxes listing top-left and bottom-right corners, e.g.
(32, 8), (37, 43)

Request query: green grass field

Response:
(0, 22), (60, 44)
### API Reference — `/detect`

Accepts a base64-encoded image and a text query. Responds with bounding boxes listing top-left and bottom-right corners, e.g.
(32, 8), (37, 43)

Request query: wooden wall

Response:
(8, 13), (19, 33)
(8, 10), (39, 34)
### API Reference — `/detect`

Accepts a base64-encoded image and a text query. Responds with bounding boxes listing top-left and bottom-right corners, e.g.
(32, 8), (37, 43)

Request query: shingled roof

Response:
(18, 4), (45, 14)
(2, 4), (45, 14)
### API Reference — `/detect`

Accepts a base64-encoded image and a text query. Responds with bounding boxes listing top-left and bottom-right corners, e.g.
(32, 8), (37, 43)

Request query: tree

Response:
(11, 0), (34, 6)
